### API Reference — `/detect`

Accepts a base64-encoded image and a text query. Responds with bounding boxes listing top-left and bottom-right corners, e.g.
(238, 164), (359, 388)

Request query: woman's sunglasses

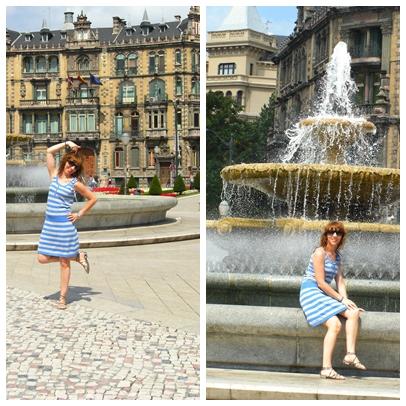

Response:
(326, 229), (343, 236)
(67, 160), (79, 169)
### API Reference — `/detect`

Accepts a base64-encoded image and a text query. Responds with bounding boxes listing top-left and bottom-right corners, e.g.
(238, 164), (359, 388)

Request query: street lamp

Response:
(154, 145), (159, 177)
(174, 99), (180, 179)
(121, 132), (130, 195)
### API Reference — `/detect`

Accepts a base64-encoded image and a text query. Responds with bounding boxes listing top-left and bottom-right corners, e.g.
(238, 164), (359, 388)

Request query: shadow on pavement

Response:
(43, 286), (102, 304)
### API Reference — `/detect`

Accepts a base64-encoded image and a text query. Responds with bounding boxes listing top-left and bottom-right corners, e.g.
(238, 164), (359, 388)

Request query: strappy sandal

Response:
(77, 251), (90, 274)
(343, 352), (367, 370)
(56, 295), (67, 310)
(320, 367), (345, 380)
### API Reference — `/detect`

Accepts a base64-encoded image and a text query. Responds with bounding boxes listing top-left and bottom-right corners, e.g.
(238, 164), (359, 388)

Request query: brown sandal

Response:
(320, 368), (345, 380)
(343, 352), (366, 370)
(56, 295), (67, 310)
(77, 251), (90, 274)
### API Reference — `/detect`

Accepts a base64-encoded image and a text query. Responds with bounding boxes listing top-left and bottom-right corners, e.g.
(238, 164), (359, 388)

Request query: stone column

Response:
(380, 22), (392, 73)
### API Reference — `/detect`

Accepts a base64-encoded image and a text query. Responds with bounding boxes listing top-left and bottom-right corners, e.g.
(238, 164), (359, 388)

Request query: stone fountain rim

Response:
(221, 163), (400, 182)
(299, 116), (376, 131)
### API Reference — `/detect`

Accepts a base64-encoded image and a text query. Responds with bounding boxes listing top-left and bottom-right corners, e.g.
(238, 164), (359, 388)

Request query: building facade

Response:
(206, 6), (286, 120)
(270, 6), (400, 168)
(6, 7), (200, 187)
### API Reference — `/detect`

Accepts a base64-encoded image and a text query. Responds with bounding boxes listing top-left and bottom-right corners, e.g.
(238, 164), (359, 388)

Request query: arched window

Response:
(48, 56), (59, 72)
(192, 50), (199, 73)
(115, 113), (123, 136)
(149, 79), (165, 101)
(236, 90), (243, 106)
(127, 53), (138, 75)
(77, 55), (89, 72)
(114, 147), (124, 168)
(115, 54), (125, 75)
(175, 77), (182, 95)
(149, 52), (156, 74)
(36, 56), (46, 72)
(225, 90), (232, 98)
(120, 81), (136, 104)
(79, 84), (88, 99)
(23, 56), (34, 73)
(191, 77), (200, 95)
(175, 49), (182, 65)
(131, 147), (140, 167)
(157, 50), (165, 74)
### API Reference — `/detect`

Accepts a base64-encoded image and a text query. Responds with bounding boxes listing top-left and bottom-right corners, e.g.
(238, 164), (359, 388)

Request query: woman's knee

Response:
(346, 309), (361, 319)
(59, 258), (70, 270)
(37, 254), (48, 264)
(326, 317), (342, 333)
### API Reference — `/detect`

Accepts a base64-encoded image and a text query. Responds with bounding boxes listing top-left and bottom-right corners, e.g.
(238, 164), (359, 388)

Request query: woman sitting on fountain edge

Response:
(37, 141), (97, 310)
(299, 221), (366, 380)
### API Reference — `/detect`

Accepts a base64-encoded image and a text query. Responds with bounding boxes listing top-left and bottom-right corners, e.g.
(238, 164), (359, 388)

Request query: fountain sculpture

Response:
(206, 42), (400, 373)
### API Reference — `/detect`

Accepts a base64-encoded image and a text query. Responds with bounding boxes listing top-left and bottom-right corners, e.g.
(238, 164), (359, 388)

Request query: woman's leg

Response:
(37, 254), (60, 264)
(340, 309), (361, 354)
(322, 316), (342, 368)
(59, 258), (71, 300)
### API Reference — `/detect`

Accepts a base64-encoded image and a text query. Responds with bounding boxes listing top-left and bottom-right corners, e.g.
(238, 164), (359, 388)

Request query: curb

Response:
(7, 232), (200, 251)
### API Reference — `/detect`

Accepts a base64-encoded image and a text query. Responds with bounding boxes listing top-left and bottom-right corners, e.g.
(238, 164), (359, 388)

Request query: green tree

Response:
(149, 175), (162, 195)
(192, 171), (200, 191)
(206, 91), (276, 217)
(127, 174), (137, 190)
(173, 174), (186, 194)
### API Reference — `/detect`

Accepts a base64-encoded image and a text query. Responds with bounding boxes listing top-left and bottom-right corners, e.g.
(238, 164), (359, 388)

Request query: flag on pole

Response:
(77, 75), (87, 85)
(66, 76), (74, 88)
(90, 73), (103, 85)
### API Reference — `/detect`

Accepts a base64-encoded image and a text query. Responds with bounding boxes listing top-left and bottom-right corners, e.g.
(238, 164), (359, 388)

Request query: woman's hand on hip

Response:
(68, 212), (81, 223)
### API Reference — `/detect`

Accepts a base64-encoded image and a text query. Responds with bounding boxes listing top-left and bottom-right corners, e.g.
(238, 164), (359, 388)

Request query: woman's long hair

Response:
(320, 221), (347, 251)
(57, 151), (84, 180)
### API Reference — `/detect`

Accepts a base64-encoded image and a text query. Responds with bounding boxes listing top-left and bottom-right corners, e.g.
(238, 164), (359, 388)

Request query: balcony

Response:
(66, 131), (100, 142)
(144, 94), (168, 106)
(115, 96), (137, 108)
(66, 97), (99, 106)
(145, 129), (168, 139)
(350, 44), (382, 65)
(19, 99), (62, 109)
(183, 129), (200, 140)
(28, 132), (63, 144)
(22, 71), (59, 79)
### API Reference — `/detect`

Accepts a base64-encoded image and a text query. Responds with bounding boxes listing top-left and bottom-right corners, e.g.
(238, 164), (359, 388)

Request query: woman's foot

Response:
(56, 295), (67, 310)
(77, 251), (90, 274)
(320, 368), (345, 380)
(343, 352), (367, 370)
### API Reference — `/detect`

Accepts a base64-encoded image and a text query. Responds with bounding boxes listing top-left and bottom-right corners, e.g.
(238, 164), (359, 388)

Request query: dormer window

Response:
(25, 34), (33, 42)
(159, 24), (168, 33)
(60, 32), (67, 40)
(125, 28), (133, 36)
(41, 33), (49, 42)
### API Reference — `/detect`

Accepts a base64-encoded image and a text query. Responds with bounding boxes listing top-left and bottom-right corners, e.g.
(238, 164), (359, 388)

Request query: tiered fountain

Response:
(206, 42), (400, 374)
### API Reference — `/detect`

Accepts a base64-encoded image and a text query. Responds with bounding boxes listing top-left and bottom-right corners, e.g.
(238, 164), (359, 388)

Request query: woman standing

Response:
(299, 221), (366, 380)
(37, 141), (97, 310)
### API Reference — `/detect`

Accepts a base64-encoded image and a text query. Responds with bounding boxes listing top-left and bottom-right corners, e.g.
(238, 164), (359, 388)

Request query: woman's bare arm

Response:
(68, 181), (98, 223)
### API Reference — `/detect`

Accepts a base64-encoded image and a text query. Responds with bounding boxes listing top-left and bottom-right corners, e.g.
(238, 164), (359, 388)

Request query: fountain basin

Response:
(207, 304), (399, 374)
(221, 163), (400, 220)
(206, 273), (399, 312)
(7, 187), (50, 203)
(6, 195), (177, 233)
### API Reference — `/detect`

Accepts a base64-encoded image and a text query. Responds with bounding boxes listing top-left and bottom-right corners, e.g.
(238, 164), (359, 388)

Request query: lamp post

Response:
(174, 99), (180, 179)
(121, 132), (130, 195)
(154, 145), (159, 178)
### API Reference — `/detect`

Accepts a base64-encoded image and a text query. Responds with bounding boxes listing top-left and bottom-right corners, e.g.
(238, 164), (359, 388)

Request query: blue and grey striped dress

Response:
(299, 250), (347, 327)
(37, 176), (80, 258)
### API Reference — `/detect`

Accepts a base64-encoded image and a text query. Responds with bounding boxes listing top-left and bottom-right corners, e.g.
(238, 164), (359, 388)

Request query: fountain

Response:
(207, 42), (400, 374)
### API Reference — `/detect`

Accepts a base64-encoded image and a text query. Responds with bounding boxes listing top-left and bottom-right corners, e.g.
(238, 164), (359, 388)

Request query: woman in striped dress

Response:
(37, 141), (97, 310)
(299, 221), (366, 380)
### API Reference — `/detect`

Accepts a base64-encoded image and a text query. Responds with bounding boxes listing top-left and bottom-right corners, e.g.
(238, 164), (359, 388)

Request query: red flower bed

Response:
(160, 193), (178, 197)
(92, 187), (120, 194)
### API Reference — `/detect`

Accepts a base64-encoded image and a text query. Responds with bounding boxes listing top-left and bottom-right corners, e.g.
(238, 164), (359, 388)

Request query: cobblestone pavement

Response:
(7, 287), (200, 400)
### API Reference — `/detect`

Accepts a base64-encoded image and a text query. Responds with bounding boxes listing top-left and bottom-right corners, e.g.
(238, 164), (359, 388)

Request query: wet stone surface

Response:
(6, 287), (200, 400)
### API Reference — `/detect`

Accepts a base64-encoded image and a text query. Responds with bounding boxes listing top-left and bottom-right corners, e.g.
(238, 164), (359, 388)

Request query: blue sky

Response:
(6, 6), (191, 32)
(207, 6), (297, 36)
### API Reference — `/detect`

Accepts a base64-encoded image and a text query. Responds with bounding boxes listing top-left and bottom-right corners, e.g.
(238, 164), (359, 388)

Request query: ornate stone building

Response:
(206, 6), (287, 119)
(270, 6), (400, 168)
(6, 7), (200, 187)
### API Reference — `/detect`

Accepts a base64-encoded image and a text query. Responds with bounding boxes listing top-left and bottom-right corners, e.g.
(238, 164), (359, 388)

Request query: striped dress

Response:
(37, 176), (80, 259)
(299, 249), (347, 327)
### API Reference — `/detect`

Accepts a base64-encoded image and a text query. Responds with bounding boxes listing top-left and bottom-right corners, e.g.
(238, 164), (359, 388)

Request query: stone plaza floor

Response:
(6, 194), (200, 400)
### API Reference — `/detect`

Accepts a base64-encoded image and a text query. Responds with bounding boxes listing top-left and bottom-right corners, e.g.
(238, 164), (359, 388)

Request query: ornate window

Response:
(193, 111), (199, 128)
(23, 56), (34, 73)
(34, 84), (47, 100)
(175, 49), (182, 65)
(236, 90), (243, 106)
(149, 79), (165, 101)
(147, 109), (166, 129)
(175, 77), (183, 96)
(77, 55), (90, 72)
(131, 147), (140, 167)
(36, 56), (46, 72)
(191, 50), (199, 73)
(191, 77), (200, 95)
(69, 112), (97, 132)
(49, 56), (59, 72)
(148, 52), (156, 74)
(127, 53), (138, 75)
(120, 82), (136, 104)
(114, 147), (124, 168)
(115, 113), (123, 135)
(116, 54), (125, 74)
(157, 51), (165, 74)
(79, 84), (88, 98)
(225, 90), (232, 98)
